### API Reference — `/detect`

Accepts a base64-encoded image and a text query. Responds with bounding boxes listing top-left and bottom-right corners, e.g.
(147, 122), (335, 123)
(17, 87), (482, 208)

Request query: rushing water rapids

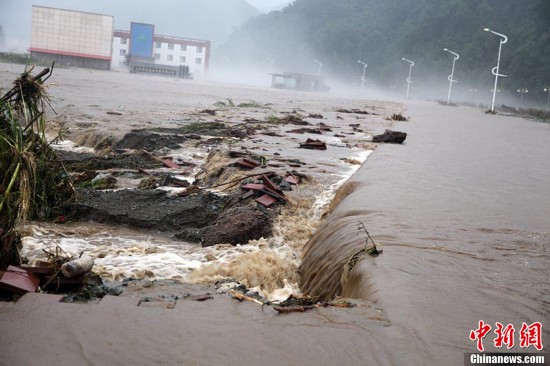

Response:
(4, 63), (549, 364)
(300, 101), (550, 361)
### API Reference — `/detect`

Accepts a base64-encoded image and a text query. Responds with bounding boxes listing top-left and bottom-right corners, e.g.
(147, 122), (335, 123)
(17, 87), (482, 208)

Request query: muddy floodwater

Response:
(1, 63), (549, 365)
(301, 101), (550, 363)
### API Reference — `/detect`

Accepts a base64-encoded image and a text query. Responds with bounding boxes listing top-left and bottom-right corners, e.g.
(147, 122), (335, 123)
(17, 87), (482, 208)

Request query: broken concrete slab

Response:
(285, 175), (301, 185)
(162, 158), (181, 169)
(261, 174), (284, 196)
(0, 266), (40, 295)
(241, 183), (266, 192)
(235, 159), (259, 169)
(299, 139), (327, 150)
(260, 188), (287, 203)
(256, 194), (277, 207)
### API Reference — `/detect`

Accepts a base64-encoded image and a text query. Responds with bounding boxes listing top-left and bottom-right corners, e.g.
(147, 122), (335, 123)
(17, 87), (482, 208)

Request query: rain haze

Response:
(0, 1), (549, 365)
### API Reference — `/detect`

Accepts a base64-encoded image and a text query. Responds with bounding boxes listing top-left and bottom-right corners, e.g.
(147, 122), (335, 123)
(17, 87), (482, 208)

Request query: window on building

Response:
(181, 44), (187, 51)
(120, 49), (126, 55)
(155, 42), (162, 49)
(121, 38), (128, 45)
(154, 53), (161, 60)
(168, 43), (174, 50)
(180, 56), (186, 63)
(195, 58), (202, 64)
(196, 46), (203, 53)
(167, 55), (173, 61)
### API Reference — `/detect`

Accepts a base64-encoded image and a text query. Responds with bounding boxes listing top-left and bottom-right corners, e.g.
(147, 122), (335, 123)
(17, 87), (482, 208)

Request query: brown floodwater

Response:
(300, 101), (550, 363)
(2, 63), (548, 365)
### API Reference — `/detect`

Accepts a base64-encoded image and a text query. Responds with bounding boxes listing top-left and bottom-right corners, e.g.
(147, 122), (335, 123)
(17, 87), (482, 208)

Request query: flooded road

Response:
(301, 101), (550, 363)
(3, 63), (548, 364)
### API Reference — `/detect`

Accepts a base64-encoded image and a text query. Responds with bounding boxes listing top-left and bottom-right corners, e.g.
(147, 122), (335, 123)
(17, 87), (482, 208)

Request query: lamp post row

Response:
(315, 28), (543, 110)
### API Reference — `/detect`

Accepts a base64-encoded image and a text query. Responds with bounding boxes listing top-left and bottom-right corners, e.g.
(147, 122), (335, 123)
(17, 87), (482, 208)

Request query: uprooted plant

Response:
(0, 64), (75, 269)
(357, 222), (382, 257)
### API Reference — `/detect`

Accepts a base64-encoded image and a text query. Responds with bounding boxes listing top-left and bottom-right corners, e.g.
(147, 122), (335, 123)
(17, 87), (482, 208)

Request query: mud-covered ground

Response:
(1, 62), (404, 301)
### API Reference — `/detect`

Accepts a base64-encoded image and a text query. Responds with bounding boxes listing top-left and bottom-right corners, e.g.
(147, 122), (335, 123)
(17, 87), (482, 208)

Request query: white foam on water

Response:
(310, 149), (372, 219)
(19, 148), (373, 300)
(50, 138), (95, 153)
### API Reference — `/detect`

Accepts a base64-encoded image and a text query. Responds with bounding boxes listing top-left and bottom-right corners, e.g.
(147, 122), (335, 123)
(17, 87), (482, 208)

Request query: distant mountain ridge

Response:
(219, 0), (550, 96)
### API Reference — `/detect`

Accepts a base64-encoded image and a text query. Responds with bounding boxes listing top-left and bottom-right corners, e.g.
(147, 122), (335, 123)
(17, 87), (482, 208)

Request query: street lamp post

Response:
(443, 48), (460, 105)
(517, 88), (528, 105)
(314, 59), (323, 75)
(544, 88), (550, 118)
(402, 58), (414, 99)
(358, 60), (368, 91)
(484, 28), (508, 113)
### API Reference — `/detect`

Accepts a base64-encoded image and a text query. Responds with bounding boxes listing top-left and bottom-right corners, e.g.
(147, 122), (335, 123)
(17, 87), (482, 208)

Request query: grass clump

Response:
(180, 121), (226, 133)
(237, 100), (266, 108)
(0, 64), (75, 269)
(213, 98), (235, 108)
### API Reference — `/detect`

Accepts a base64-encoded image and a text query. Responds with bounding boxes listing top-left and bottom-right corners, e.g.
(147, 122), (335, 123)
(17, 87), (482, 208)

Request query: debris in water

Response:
(299, 138), (327, 150)
(256, 194), (277, 207)
(273, 295), (356, 314)
(60, 256), (95, 278)
(287, 128), (323, 134)
(372, 129), (407, 144)
(357, 222), (382, 257)
(177, 185), (201, 197)
(336, 108), (372, 115)
(161, 158), (181, 169)
(235, 158), (260, 170)
(285, 175), (300, 185)
(230, 290), (264, 305)
(186, 293), (214, 301)
(0, 266), (40, 295)
(389, 113), (408, 121)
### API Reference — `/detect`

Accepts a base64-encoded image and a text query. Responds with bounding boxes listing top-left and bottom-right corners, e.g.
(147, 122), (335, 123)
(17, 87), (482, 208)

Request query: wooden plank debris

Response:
(299, 138), (327, 150)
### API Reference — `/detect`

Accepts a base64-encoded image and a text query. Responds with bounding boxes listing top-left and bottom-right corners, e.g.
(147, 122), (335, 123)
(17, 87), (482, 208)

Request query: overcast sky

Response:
(246, 0), (293, 12)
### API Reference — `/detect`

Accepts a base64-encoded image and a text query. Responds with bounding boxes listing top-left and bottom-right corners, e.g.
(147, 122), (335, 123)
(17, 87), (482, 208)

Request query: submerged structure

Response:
(271, 72), (329, 92)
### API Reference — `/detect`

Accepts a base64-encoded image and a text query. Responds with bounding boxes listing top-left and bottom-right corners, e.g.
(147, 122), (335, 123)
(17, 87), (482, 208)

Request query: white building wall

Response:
(31, 6), (113, 59)
(112, 32), (209, 77)
(112, 35), (129, 68)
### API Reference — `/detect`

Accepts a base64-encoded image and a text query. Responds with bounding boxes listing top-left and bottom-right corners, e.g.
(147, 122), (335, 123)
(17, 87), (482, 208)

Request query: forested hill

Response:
(219, 0), (550, 100)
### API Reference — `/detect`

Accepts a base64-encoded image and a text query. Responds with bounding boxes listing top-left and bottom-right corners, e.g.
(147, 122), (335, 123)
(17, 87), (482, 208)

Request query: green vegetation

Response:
(180, 121), (227, 133)
(213, 98), (236, 108)
(237, 100), (266, 108)
(0, 65), (74, 269)
(0, 52), (31, 65)
(220, 0), (550, 101)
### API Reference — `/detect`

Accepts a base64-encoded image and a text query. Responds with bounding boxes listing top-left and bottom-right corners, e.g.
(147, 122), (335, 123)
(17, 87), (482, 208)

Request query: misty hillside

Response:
(219, 0), (550, 97)
(0, 0), (260, 51)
